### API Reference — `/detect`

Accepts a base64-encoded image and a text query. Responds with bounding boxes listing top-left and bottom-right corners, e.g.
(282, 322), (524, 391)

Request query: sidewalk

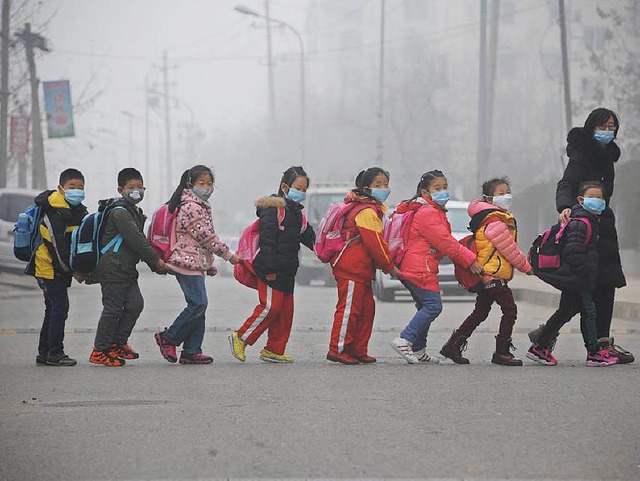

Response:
(510, 272), (640, 321)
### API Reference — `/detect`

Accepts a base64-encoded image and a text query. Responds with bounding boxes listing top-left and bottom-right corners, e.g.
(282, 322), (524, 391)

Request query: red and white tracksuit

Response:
(237, 278), (294, 355)
(329, 193), (394, 357)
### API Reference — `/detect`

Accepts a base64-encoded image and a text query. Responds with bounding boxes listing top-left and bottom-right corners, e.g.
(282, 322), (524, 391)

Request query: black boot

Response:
(440, 330), (470, 364)
(492, 336), (523, 366)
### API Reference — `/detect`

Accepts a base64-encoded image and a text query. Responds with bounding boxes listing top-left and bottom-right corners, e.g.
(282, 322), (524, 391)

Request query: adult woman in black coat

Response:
(531, 108), (633, 363)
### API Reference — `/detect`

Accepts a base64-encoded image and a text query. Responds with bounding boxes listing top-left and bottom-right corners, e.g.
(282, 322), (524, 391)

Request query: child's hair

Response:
(415, 170), (445, 197)
(278, 166), (309, 196)
(578, 180), (604, 197)
(584, 108), (619, 138)
(59, 168), (84, 185)
(355, 167), (389, 195)
(481, 176), (510, 197)
(167, 165), (214, 213)
(118, 168), (143, 187)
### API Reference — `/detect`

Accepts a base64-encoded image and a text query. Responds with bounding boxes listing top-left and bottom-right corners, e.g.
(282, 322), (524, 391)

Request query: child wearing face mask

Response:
(154, 165), (241, 365)
(27, 168), (88, 366)
(440, 177), (532, 366)
(326, 168), (401, 364)
(229, 166), (316, 363)
(526, 181), (618, 367)
(390, 170), (483, 364)
(89, 168), (167, 367)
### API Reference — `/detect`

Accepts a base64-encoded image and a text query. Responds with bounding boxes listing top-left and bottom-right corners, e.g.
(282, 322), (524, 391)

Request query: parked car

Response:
(0, 188), (41, 273)
(374, 200), (473, 302)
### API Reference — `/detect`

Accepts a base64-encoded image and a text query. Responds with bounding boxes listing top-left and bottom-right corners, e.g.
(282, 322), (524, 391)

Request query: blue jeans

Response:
(165, 274), (208, 354)
(400, 280), (443, 351)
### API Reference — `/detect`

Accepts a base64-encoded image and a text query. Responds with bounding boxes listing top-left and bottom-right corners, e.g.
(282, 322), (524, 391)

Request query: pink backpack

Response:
(314, 202), (366, 264)
(383, 206), (422, 266)
(147, 204), (179, 261)
(234, 208), (307, 289)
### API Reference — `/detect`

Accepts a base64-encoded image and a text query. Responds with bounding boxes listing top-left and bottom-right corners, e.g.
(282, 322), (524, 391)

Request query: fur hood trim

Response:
(255, 195), (286, 209)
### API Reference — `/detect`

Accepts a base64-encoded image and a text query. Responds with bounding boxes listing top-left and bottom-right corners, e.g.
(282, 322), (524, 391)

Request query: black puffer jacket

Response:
(555, 127), (626, 288)
(536, 205), (599, 292)
(252, 195), (315, 293)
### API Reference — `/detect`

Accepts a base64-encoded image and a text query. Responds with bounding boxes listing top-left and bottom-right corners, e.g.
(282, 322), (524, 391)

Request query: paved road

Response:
(1, 271), (639, 480)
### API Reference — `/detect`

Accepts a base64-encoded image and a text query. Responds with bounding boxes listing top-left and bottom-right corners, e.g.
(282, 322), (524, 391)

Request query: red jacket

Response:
(332, 191), (394, 283)
(398, 196), (476, 292)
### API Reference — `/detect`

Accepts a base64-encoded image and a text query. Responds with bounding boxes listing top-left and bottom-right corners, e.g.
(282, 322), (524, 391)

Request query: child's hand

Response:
(559, 208), (571, 224)
(229, 254), (242, 265)
(155, 258), (167, 274)
(207, 267), (218, 277)
(468, 261), (484, 276)
(72, 272), (86, 284)
(389, 266), (402, 279)
(266, 273), (277, 281)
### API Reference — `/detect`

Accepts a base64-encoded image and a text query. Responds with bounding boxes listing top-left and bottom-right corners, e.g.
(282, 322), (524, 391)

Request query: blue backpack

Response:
(70, 203), (127, 274)
(13, 204), (44, 262)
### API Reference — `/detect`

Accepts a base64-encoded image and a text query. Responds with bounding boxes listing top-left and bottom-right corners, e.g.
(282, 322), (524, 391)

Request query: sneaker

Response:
(36, 354), (47, 366)
(413, 348), (441, 364)
(113, 343), (139, 360)
(260, 349), (294, 363)
(154, 331), (177, 363)
(326, 351), (359, 365)
(389, 337), (420, 364)
(228, 332), (247, 362)
(89, 348), (125, 367)
(352, 355), (377, 364)
(528, 324), (559, 352)
(179, 352), (214, 365)
(46, 354), (77, 366)
(598, 337), (634, 364)
(525, 343), (558, 366)
(586, 349), (618, 367)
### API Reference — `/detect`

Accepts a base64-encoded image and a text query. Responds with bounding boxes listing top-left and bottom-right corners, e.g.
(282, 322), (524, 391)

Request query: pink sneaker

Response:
(179, 353), (214, 365)
(586, 349), (618, 367)
(154, 331), (177, 363)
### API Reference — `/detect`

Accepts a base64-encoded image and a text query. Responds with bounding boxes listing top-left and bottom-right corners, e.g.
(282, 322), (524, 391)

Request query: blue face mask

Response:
(370, 188), (391, 203)
(430, 190), (450, 206)
(582, 197), (606, 215)
(64, 189), (85, 206)
(594, 130), (614, 145)
(286, 187), (306, 203)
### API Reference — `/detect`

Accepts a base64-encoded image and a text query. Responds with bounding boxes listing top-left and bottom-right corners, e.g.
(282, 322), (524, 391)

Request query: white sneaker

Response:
(413, 348), (441, 364)
(390, 337), (420, 364)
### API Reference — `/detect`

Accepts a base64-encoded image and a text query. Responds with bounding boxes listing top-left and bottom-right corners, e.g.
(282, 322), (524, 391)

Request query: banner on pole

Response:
(9, 115), (30, 153)
(43, 80), (75, 138)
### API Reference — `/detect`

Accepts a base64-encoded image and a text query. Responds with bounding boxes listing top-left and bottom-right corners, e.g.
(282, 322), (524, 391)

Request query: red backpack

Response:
(314, 202), (368, 264)
(147, 204), (179, 261)
(383, 206), (424, 266)
(453, 216), (502, 293)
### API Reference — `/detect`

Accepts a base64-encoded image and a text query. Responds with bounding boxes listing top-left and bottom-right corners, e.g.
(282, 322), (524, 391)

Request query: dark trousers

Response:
(165, 274), (208, 355)
(37, 277), (70, 358)
(458, 282), (517, 339)
(593, 285), (615, 339)
(94, 280), (144, 351)
(538, 290), (598, 354)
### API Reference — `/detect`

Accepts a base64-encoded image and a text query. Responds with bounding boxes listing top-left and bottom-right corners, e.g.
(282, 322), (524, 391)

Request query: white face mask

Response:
(492, 194), (512, 212)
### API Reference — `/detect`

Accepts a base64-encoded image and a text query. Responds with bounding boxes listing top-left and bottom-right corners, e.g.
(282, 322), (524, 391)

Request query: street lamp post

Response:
(234, 4), (306, 164)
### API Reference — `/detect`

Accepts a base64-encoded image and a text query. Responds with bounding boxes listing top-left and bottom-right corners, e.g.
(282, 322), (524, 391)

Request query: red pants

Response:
(237, 279), (294, 355)
(329, 277), (375, 356)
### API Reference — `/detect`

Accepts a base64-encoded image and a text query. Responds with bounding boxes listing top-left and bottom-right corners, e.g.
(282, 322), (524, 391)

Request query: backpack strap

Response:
(42, 213), (71, 274)
(570, 217), (593, 245)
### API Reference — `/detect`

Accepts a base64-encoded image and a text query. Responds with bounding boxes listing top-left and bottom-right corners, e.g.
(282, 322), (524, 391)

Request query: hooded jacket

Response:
(252, 194), (315, 293)
(87, 197), (159, 284)
(27, 189), (88, 281)
(555, 126), (625, 288)
(167, 189), (232, 274)
(535, 204), (599, 292)
(331, 190), (394, 282)
(468, 200), (532, 282)
(397, 196), (476, 293)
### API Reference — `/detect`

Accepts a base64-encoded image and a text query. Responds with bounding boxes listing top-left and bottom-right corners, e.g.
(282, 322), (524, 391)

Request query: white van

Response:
(0, 188), (42, 273)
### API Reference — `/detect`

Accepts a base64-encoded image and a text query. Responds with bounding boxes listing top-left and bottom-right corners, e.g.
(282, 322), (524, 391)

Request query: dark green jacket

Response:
(88, 198), (158, 284)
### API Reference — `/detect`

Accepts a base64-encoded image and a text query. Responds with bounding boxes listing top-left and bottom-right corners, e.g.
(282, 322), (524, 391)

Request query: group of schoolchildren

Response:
(28, 161), (631, 368)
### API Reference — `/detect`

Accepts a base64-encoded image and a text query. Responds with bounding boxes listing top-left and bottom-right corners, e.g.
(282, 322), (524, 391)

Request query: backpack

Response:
(314, 202), (366, 264)
(70, 203), (128, 274)
(528, 218), (592, 272)
(147, 203), (179, 262)
(383, 206), (423, 266)
(453, 216), (502, 293)
(234, 208), (307, 289)
(13, 204), (44, 262)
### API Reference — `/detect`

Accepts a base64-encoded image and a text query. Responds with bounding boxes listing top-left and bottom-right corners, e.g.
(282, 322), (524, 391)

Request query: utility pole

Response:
(265, 0), (276, 126)
(144, 75), (150, 181)
(476, 0), (488, 184)
(376, 0), (386, 165)
(161, 50), (172, 196)
(486, 0), (500, 169)
(559, 0), (572, 133)
(0, 0), (10, 188)
(16, 23), (48, 189)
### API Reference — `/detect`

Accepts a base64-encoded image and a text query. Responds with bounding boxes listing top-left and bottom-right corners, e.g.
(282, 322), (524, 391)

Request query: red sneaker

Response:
(112, 343), (139, 360)
(326, 351), (359, 365)
(353, 355), (377, 364)
(154, 331), (177, 363)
